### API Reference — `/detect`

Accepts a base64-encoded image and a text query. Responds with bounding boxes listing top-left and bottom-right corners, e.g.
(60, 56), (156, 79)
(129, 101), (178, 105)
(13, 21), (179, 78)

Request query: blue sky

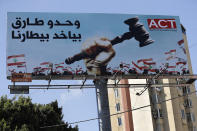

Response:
(1, 0), (197, 131)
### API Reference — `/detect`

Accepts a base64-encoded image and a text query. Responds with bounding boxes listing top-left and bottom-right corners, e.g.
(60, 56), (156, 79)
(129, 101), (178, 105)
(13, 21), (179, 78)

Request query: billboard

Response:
(7, 12), (189, 79)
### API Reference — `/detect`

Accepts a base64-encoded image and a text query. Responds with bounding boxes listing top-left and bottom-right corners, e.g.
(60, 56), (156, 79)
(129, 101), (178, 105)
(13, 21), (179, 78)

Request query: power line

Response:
(40, 89), (197, 129)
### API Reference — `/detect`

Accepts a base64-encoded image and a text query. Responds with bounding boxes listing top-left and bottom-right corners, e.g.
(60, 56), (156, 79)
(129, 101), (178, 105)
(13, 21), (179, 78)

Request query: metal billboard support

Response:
(94, 79), (112, 131)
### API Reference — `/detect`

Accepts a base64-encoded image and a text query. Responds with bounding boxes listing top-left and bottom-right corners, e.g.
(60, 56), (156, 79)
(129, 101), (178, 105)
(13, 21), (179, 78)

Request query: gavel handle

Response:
(111, 32), (133, 46)
(66, 32), (133, 64)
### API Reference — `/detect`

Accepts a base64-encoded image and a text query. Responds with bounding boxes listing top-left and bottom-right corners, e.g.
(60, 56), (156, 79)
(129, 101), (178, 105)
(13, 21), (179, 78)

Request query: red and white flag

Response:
(167, 65), (176, 68)
(55, 62), (64, 69)
(178, 39), (184, 45)
(40, 62), (51, 72)
(132, 61), (143, 71)
(176, 61), (186, 66)
(120, 62), (130, 73)
(143, 61), (156, 65)
(17, 63), (26, 68)
(177, 40), (186, 54)
(33, 67), (41, 70)
(40, 62), (51, 65)
(7, 54), (26, 66)
(137, 58), (153, 63)
(164, 49), (176, 55)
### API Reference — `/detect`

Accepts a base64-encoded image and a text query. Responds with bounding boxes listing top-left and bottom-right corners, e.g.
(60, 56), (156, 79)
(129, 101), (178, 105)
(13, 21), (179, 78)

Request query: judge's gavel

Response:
(65, 17), (154, 65)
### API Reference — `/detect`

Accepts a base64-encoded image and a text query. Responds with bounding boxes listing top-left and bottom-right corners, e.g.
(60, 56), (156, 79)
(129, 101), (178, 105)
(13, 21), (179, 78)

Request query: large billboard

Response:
(7, 12), (189, 79)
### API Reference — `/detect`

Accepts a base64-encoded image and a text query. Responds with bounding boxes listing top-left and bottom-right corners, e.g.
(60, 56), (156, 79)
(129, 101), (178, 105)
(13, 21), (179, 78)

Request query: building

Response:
(107, 25), (197, 131)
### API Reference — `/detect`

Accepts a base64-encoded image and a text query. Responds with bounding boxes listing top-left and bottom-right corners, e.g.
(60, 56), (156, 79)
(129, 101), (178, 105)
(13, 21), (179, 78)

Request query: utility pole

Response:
(95, 79), (112, 131)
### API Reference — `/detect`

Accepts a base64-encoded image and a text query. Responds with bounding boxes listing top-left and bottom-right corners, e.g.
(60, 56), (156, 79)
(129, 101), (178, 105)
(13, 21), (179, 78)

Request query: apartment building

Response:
(107, 25), (197, 131)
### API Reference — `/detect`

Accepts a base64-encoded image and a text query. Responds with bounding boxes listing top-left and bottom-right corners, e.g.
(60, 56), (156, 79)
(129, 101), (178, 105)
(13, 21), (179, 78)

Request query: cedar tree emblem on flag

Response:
(7, 54), (26, 66)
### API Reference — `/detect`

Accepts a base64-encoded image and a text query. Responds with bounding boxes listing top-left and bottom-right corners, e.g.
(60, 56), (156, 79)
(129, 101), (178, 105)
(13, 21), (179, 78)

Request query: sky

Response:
(0, 0), (197, 131)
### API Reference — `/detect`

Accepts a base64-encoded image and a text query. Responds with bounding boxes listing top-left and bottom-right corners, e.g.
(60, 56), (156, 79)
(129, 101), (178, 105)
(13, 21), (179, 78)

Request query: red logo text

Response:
(147, 19), (177, 29)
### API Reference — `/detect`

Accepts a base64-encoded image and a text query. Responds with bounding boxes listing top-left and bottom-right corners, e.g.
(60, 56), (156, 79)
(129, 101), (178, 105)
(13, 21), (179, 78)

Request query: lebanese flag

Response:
(132, 61), (143, 71)
(168, 65), (176, 68)
(143, 61), (157, 72)
(55, 63), (64, 66)
(7, 54), (26, 66)
(176, 61), (186, 69)
(40, 62), (50, 65)
(177, 40), (186, 54)
(40, 62), (51, 72)
(164, 49), (176, 55)
(41, 67), (50, 70)
(33, 67), (41, 70)
(176, 61), (186, 65)
(55, 62), (64, 69)
(178, 39), (184, 45)
(132, 61), (154, 71)
(137, 58), (153, 63)
(56, 66), (64, 69)
(17, 63), (26, 68)
(143, 61), (156, 65)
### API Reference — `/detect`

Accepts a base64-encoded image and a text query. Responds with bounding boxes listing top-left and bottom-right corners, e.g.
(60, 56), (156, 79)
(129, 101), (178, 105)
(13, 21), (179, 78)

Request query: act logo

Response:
(147, 19), (177, 30)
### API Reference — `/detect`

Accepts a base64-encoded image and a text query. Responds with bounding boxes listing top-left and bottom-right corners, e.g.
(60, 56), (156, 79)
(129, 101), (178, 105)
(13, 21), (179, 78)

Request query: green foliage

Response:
(0, 95), (78, 131)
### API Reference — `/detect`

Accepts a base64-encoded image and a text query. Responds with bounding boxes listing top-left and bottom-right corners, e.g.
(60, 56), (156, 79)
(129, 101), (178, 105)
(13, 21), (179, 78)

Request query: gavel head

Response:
(124, 17), (154, 47)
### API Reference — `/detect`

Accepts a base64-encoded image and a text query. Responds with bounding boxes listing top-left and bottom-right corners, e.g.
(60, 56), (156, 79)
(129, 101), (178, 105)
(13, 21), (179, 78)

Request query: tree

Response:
(0, 95), (78, 131)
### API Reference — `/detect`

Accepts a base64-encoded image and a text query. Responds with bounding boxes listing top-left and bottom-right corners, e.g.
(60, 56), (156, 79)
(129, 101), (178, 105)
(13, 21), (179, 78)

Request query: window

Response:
(154, 79), (159, 84)
(158, 109), (163, 118)
(152, 94), (159, 104)
(152, 108), (163, 119)
(191, 113), (196, 122)
(152, 109), (158, 119)
(186, 113), (195, 122)
(117, 117), (122, 126)
(187, 87), (191, 93)
(116, 103), (120, 112)
(182, 86), (190, 94)
(184, 99), (192, 108)
(182, 87), (187, 94)
(156, 124), (162, 131)
(155, 94), (159, 103)
(193, 126), (197, 131)
(114, 88), (119, 98)
(181, 109), (185, 119)
(186, 113), (191, 122)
